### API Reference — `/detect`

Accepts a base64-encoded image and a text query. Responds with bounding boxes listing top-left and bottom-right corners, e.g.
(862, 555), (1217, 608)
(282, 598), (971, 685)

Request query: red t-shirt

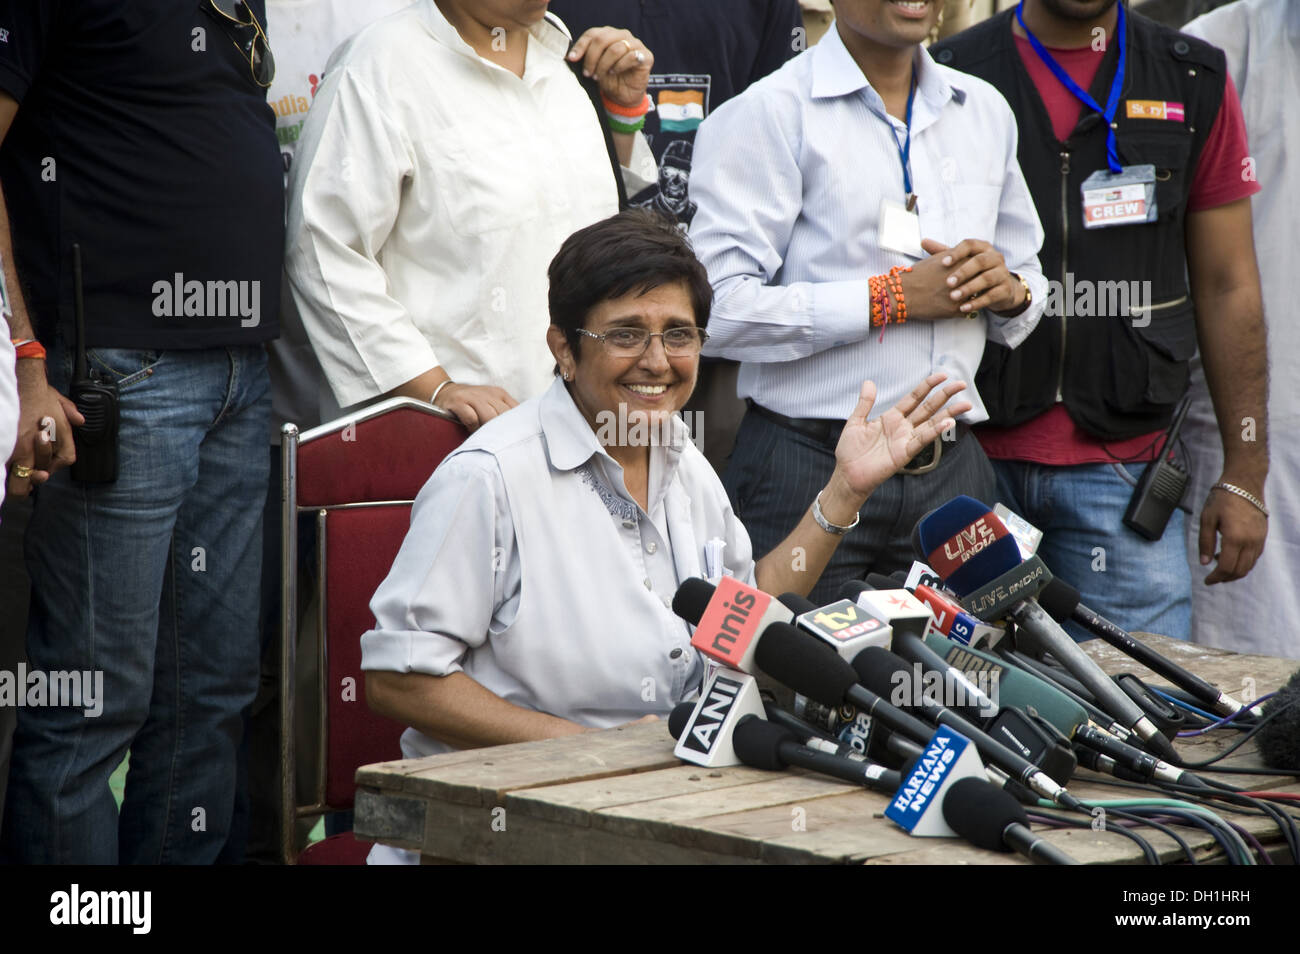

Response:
(977, 34), (1260, 466)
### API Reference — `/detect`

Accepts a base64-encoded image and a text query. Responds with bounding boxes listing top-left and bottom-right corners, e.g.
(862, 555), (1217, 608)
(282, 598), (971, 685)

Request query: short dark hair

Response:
(547, 208), (712, 360)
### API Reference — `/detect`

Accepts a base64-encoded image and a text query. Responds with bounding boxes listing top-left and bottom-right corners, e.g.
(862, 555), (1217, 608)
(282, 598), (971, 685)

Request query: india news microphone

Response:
(913, 496), (1178, 762)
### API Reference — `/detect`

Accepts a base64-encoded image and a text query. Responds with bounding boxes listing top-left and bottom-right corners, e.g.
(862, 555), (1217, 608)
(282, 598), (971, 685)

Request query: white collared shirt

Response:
(361, 376), (756, 762)
(285, 2), (657, 409)
(689, 23), (1047, 421)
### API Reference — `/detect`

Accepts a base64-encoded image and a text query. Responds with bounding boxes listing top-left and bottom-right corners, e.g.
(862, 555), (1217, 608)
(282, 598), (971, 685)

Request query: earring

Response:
(563, 370), (572, 381)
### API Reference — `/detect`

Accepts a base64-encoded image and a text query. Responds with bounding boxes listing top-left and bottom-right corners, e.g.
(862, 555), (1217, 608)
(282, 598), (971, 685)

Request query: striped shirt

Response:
(690, 23), (1047, 421)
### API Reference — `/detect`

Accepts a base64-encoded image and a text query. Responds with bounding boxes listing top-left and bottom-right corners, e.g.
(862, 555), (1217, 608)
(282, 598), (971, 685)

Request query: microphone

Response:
(1258, 669), (1300, 772)
(1036, 575), (1260, 720)
(849, 646), (1080, 808)
(673, 576), (796, 675)
(779, 591), (893, 662)
(914, 496), (1177, 762)
(886, 724), (992, 837)
(670, 669), (767, 767)
(941, 777), (1080, 865)
(731, 716), (902, 793)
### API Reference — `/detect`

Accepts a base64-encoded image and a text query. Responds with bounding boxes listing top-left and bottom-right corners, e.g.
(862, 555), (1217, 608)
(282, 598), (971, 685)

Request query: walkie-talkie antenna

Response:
(1162, 395), (1192, 461)
(72, 242), (87, 382)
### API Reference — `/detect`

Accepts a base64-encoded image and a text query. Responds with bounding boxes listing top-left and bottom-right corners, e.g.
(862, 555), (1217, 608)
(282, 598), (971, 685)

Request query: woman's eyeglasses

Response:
(575, 326), (709, 357)
(203, 0), (276, 88)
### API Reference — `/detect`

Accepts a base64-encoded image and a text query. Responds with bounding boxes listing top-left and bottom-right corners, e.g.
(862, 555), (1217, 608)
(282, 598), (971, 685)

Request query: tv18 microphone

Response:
(779, 591), (893, 662)
(915, 496), (1177, 762)
(1036, 575), (1260, 720)
(941, 776), (1080, 864)
(671, 669), (767, 767)
(732, 716), (902, 794)
(849, 646), (1080, 808)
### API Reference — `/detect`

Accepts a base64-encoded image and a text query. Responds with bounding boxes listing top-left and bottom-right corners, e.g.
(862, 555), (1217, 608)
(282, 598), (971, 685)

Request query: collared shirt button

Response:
(623, 519), (637, 530)
(669, 648), (683, 659)
(646, 541), (658, 554)
(644, 578), (652, 590)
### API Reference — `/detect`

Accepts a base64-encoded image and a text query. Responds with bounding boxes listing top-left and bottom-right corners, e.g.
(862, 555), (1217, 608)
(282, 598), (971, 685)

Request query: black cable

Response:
(1097, 807), (1198, 865)
(1179, 695), (1300, 771)
(1028, 807), (1160, 865)
(1119, 806), (1243, 864)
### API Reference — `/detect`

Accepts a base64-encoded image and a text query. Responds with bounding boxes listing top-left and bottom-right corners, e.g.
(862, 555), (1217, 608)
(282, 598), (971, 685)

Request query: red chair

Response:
(280, 397), (467, 864)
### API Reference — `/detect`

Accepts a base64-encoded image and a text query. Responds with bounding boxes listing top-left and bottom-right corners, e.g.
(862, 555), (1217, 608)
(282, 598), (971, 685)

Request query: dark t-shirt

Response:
(549, 0), (803, 226)
(0, 0), (283, 348)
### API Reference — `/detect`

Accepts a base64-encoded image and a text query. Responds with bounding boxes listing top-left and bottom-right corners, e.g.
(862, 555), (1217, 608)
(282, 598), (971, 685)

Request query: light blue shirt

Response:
(360, 377), (757, 763)
(690, 23), (1047, 421)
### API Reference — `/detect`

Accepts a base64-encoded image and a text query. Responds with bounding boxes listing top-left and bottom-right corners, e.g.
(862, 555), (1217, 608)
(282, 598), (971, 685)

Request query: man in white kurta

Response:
(285, 1), (656, 412)
(1182, 0), (1299, 659)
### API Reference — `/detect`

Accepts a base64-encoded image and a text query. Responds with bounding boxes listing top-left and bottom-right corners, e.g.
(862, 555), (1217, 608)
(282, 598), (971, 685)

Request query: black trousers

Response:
(723, 407), (996, 604)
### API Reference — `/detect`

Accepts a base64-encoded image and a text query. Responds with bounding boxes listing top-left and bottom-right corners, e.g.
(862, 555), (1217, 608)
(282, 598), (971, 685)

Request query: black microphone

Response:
(731, 716), (902, 794)
(914, 497), (1177, 763)
(1037, 577), (1258, 720)
(850, 646), (1080, 808)
(942, 777), (1079, 865)
(1258, 669), (1300, 772)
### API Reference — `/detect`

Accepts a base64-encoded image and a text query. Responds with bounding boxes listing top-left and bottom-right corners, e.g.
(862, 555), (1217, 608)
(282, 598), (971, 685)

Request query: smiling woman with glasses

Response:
(358, 210), (971, 863)
(202, 0), (275, 87)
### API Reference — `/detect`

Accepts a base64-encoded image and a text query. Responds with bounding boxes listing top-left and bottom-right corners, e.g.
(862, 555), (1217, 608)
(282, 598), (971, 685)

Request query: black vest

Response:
(932, 10), (1226, 440)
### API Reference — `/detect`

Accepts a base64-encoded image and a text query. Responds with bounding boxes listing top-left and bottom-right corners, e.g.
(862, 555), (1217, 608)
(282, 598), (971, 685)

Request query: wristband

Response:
(602, 93), (651, 134)
(1211, 482), (1268, 518)
(13, 339), (46, 360)
(430, 380), (454, 406)
(812, 491), (860, 536)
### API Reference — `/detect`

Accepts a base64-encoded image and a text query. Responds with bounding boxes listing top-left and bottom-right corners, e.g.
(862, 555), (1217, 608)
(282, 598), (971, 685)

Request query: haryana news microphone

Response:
(992, 505), (1258, 721)
(673, 576), (1082, 809)
(914, 496), (1178, 762)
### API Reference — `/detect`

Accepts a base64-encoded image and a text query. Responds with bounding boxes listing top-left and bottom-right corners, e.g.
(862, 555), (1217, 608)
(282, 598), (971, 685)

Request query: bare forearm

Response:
(387, 367), (449, 403)
(365, 670), (586, 751)
(1193, 285), (1268, 484)
(755, 472), (865, 598)
(1, 185), (35, 341)
(611, 130), (634, 169)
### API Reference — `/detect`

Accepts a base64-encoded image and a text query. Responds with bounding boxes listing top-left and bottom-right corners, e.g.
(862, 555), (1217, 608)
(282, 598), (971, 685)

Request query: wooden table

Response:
(353, 635), (1299, 864)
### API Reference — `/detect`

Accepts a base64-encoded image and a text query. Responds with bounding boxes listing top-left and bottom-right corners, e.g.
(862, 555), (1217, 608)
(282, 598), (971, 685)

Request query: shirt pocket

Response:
(1119, 130), (1194, 222)
(430, 123), (542, 238)
(950, 184), (1003, 243)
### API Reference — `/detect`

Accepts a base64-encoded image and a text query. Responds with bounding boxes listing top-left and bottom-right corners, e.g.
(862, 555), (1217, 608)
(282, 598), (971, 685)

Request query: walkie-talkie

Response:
(69, 243), (120, 483)
(1122, 396), (1191, 541)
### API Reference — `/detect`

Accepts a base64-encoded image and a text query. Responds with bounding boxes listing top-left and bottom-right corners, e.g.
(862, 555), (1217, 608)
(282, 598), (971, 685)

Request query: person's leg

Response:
(118, 346), (269, 864)
(0, 494), (33, 830)
(1025, 462), (1190, 641)
(3, 345), (193, 864)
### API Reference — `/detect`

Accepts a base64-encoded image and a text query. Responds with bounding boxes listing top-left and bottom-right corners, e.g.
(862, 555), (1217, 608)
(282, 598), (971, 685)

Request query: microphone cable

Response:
(1025, 807), (1162, 865)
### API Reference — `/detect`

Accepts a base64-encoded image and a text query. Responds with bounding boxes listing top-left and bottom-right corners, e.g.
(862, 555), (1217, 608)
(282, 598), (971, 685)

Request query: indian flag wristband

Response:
(602, 93), (651, 134)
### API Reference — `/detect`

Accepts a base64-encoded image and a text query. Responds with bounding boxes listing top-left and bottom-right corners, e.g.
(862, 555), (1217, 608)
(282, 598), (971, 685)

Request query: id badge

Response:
(879, 197), (925, 258)
(1081, 165), (1157, 229)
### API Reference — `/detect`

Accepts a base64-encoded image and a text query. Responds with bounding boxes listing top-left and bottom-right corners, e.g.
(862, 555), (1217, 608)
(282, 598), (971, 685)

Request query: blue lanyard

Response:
(1016, 0), (1126, 173)
(888, 67), (918, 204)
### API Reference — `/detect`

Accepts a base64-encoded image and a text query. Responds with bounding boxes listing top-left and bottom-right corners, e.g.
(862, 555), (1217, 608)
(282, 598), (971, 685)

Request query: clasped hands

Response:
(899, 238), (1027, 321)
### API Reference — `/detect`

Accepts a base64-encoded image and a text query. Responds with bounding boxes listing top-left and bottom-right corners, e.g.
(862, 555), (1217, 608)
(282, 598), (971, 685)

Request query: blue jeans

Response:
(1, 343), (269, 863)
(991, 459), (1191, 642)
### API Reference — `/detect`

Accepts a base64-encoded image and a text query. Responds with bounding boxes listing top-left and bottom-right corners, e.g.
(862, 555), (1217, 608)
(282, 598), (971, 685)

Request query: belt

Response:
(748, 401), (967, 475)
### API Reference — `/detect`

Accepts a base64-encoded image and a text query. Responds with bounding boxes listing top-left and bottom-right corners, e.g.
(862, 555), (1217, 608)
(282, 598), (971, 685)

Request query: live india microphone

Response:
(914, 496), (1177, 763)
(731, 716), (902, 794)
(941, 777), (1080, 865)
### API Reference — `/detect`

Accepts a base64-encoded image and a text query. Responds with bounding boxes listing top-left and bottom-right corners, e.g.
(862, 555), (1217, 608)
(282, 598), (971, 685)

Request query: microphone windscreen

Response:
(838, 578), (871, 602)
(779, 592), (819, 615)
(891, 570), (909, 584)
(942, 776), (1028, 851)
(851, 645), (910, 698)
(668, 701), (695, 740)
(672, 577), (716, 625)
(1258, 669), (1300, 771)
(732, 715), (797, 771)
(753, 622), (856, 707)
(1037, 578), (1082, 623)
(914, 497), (1021, 596)
(865, 573), (896, 591)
